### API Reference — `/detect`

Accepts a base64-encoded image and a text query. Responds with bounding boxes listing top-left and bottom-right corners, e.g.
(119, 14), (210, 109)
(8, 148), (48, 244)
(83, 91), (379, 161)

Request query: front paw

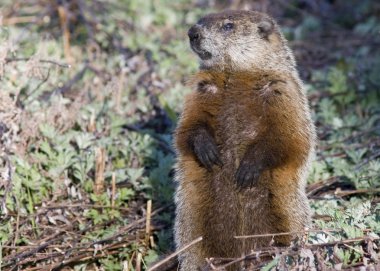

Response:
(235, 157), (262, 189)
(191, 131), (223, 171)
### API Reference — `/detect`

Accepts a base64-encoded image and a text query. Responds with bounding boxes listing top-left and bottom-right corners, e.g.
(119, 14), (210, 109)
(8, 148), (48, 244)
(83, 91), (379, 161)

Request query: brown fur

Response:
(174, 10), (315, 271)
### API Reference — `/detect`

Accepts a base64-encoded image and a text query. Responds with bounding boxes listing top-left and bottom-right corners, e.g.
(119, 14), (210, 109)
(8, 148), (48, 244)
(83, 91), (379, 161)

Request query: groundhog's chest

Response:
(211, 89), (265, 164)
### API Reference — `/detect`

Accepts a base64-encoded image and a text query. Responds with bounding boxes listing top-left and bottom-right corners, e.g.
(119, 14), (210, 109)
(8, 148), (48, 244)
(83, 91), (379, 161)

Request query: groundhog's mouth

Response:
(191, 45), (212, 60)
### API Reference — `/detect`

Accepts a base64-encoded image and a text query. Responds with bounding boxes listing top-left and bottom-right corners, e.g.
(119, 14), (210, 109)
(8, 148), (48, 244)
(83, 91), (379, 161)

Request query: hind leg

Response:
(268, 165), (311, 245)
(174, 194), (206, 270)
(174, 161), (213, 270)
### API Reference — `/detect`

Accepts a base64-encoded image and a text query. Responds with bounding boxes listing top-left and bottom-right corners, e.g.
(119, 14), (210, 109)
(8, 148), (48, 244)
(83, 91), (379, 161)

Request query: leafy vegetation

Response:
(0, 0), (379, 270)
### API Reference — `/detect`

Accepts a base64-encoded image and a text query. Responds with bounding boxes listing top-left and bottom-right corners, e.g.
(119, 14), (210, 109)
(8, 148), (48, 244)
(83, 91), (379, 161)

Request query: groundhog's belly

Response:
(202, 98), (274, 252)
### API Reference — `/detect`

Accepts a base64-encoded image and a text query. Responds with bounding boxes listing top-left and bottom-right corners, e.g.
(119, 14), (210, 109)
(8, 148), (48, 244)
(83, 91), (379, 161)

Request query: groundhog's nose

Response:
(188, 25), (202, 42)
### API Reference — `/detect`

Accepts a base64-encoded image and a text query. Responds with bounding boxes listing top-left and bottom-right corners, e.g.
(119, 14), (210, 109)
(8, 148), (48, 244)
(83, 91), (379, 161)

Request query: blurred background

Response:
(1, 0), (379, 270)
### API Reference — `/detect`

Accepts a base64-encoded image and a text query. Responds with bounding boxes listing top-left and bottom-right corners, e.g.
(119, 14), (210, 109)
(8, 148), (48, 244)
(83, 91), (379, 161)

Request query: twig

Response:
(1, 16), (37, 25)
(87, 109), (96, 132)
(44, 203), (130, 211)
(205, 258), (218, 270)
(4, 58), (71, 68)
(322, 230), (365, 256)
(309, 236), (379, 247)
(122, 260), (130, 271)
(57, 3), (72, 62)
(94, 148), (106, 195)
(111, 172), (116, 208)
(334, 188), (380, 197)
(234, 228), (341, 239)
(12, 198), (20, 248)
(306, 176), (340, 196)
(150, 236), (155, 248)
(94, 147), (106, 195)
(213, 250), (284, 270)
(136, 252), (142, 271)
(145, 200), (152, 246)
(148, 236), (203, 271)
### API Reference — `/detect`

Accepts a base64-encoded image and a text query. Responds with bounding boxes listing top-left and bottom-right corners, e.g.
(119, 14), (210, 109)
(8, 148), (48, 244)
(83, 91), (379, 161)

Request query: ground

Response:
(0, 0), (379, 270)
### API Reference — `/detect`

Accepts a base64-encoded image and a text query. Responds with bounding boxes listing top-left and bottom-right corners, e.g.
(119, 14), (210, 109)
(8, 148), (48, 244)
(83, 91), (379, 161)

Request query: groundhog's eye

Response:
(222, 23), (234, 31)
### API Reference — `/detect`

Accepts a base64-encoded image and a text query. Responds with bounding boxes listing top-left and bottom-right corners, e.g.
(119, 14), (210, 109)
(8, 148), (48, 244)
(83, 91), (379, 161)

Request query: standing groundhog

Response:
(174, 10), (316, 270)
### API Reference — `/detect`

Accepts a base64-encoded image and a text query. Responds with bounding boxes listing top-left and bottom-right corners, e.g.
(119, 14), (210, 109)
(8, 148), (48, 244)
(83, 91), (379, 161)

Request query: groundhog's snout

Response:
(188, 25), (202, 43)
(188, 25), (212, 60)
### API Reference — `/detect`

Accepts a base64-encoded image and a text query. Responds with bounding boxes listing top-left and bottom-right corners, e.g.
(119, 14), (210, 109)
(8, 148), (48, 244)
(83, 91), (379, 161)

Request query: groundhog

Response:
(174, 10), (316, 270)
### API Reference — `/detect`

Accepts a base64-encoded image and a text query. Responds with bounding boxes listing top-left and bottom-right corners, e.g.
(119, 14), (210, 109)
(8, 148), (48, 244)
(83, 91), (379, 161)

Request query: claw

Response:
(191, 129), (223, 170)
(235, 160), (261, 189)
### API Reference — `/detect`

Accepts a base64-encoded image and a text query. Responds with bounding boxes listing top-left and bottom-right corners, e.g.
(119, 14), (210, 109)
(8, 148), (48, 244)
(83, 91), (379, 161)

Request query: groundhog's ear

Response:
(258, 20), (273, 39)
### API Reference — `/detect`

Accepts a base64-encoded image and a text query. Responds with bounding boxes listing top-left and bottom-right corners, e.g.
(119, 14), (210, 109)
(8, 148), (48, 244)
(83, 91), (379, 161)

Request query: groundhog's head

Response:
(188, 10), (294, 72)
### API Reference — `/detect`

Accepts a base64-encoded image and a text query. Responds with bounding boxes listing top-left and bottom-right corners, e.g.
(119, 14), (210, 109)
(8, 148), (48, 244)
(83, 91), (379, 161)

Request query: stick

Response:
(234, 228), (340, 239)
(150, 236), (155, 248)
(322, 230), (365, 255)
(148, 236), (203, 271)
(136, 252), (142, 271)
(87, 110), (96, 133)
(122, 260), (130, 271)
(1, 16), (37, 25)
(306, 176), (339, 196)
(111, 173), (116, 208)
(94, 148), (105, 194)
(12, 200), (20, 248)
(4, 58), (71, 68)
(334, 188), (380, 197)
(145, 200), (152, 246)
(57, 4), (72, 62)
